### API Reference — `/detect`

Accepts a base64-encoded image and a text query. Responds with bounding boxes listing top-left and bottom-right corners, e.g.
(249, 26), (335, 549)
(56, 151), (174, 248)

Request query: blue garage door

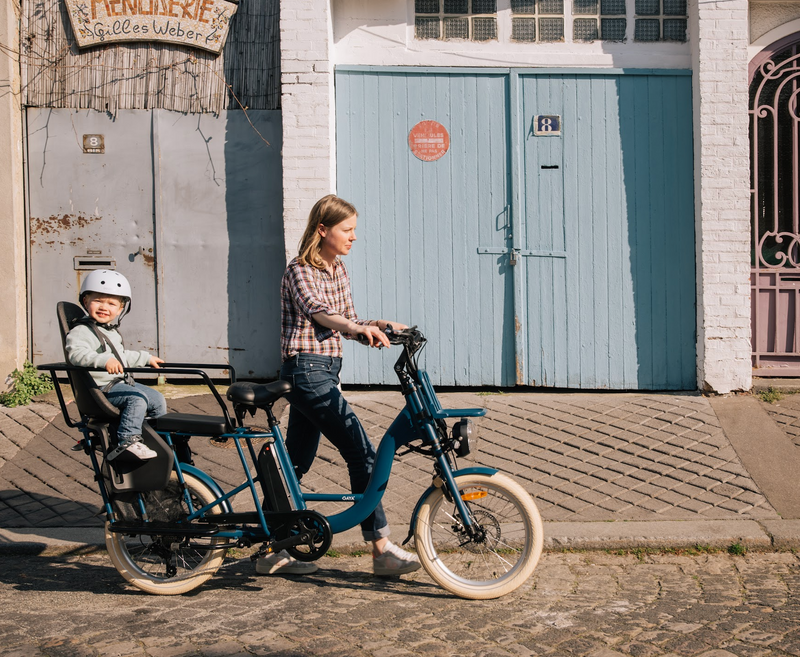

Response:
(336, 68), (696, 390)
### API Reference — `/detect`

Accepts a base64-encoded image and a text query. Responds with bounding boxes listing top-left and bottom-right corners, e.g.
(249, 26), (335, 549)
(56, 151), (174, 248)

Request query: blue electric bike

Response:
(41, 304), (544, 600)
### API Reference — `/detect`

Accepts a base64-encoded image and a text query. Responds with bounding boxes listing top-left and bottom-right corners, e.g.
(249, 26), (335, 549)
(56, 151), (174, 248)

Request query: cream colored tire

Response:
(105, 471), (226, 595)
(414, 472), (543, 600)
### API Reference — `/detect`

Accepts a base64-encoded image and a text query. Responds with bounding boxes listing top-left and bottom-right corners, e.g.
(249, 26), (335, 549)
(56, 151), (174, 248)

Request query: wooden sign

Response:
(64, 0), (239, 54)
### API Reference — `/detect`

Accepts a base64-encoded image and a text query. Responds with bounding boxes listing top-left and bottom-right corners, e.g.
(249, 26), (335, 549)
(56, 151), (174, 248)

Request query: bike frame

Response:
(42, 335), (493, 549)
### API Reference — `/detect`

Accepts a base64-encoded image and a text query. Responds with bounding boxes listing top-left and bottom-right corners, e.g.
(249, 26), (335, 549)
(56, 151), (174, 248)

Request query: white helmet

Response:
(79, 269), (132, 322)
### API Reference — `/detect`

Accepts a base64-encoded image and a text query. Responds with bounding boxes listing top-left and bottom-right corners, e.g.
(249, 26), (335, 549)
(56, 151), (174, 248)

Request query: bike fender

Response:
(179, 464), (233, 514)
(402, 466), (498, 546)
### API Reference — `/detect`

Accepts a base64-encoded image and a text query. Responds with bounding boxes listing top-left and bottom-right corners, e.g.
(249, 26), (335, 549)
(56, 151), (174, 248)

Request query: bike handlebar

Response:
(354, 325), (426, 350)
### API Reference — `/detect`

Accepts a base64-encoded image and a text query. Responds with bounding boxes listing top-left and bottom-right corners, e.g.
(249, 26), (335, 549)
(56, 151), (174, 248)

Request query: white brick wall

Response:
(280, 0), (335, 263)
(691, 0), (753, 393)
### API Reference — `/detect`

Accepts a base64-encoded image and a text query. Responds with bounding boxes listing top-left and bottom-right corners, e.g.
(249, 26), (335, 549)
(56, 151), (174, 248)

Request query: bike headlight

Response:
(451, 419), (476, 457)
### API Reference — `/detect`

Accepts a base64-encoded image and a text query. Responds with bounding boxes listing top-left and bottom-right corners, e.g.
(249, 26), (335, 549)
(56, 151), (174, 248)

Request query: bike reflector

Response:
(461, 489), (488, 501)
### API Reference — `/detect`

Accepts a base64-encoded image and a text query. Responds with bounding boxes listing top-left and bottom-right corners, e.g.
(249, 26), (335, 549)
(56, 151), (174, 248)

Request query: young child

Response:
(65, 269), (166, 461)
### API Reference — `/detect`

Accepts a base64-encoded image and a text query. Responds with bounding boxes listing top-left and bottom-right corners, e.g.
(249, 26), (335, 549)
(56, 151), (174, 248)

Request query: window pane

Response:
(511, 16), (537, 40)
(634, 18), (660, 40)
(635, 0), (659, 14)
(574, 17), (598, 40)
(538, 0), (564, 13)
(539, 17), (564, 40)
(472, 0), (497, 12)
(511, 0), (536, 12)
(663, 18), (686, 40)
(600, 0), (626, 15)
(415, 0), (440, 13)
(444, 16), (469, 37)
(415, 17), (441, 38)
(662, 0), (686, 15)
(601, 17), (626, 39)
(444, 0), (468, 13)
(472, 16), (497, 39)
(573, 0), (598, 14)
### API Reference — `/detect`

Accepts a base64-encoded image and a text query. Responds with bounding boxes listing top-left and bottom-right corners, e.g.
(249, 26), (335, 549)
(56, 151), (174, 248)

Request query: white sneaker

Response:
(256, 550), (319, 575)
(125, 441), (158, 460)
(373, 542), (421, 576)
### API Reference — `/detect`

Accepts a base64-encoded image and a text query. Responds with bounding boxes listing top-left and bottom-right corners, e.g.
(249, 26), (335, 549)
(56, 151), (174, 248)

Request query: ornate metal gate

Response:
(750, 34), (800, 375)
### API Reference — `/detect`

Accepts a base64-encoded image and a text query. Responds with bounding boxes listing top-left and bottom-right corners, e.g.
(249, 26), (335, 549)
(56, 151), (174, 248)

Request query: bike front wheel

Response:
(105, 471), (227, 595)
(414, 472), (543, 600)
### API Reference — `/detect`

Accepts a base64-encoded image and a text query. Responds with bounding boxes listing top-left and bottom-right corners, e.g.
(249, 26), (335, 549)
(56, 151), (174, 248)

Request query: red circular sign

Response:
(408, 121), (450, 162)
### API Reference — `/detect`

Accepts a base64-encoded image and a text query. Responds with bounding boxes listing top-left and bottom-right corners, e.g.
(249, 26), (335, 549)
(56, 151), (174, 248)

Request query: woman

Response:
(257, 195), (421, 578)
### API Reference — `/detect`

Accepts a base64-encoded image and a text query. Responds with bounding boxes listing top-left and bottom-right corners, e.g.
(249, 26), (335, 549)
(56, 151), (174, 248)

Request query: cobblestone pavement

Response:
(0, 388), (785, 538)
(0, 551), (799, 656)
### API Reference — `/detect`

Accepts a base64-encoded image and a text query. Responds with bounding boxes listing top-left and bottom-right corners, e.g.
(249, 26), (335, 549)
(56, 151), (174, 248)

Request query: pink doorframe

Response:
(750, 33), (800, 376)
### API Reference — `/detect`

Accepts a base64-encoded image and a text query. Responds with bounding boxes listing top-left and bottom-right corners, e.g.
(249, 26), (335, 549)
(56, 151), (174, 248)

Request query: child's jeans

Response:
(105, 381), (167, 440)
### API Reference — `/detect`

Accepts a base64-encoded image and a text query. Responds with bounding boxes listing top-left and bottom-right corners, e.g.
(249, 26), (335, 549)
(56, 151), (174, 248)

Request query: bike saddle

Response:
(227, 380), (291, 408)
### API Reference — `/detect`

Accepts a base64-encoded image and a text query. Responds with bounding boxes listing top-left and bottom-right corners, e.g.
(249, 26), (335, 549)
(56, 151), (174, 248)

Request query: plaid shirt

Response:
(281, 257), (370, 360)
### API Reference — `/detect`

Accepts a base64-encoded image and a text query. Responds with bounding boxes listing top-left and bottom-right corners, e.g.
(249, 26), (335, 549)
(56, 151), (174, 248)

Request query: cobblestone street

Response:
(0, 550), (799, 657)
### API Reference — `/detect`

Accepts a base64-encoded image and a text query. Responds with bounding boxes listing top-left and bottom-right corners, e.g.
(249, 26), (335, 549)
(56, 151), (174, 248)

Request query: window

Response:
(573, 0), (626, 41)
(511, 0), (565, 43)
(413, 0), (688, 43)
(634, 0), (687, 41)
(415, 0), (498, 41)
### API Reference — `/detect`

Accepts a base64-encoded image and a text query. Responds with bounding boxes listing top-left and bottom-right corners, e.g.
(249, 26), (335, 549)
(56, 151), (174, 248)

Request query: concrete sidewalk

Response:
(1, 384), (800, 554)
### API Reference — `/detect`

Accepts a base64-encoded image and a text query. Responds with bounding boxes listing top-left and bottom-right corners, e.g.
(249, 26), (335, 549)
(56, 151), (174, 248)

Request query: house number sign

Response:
(64, 0), (239, 54)
(533, 115), (562, 136)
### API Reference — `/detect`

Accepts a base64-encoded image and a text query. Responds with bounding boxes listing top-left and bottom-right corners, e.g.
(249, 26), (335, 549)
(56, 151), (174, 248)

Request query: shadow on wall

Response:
(615, 72), (696, 389)
(224, 112), (285, 380)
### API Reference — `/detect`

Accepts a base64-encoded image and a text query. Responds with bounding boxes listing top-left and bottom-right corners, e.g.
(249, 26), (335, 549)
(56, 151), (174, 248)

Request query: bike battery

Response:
(258, 443), (294, 512)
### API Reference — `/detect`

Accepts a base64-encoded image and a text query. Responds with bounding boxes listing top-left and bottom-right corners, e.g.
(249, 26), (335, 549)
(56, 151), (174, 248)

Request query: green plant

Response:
(758, 387), (783, 404)
(728, 542), (747, 556)
(0, 361), (55, 408)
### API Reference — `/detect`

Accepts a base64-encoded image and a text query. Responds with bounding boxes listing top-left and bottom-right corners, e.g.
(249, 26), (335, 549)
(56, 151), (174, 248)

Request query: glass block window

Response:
(415, 0), (498, 40)
(512, 0), (565, 43)
(573, 0), (626, 41)
(634, 0), (687, 41)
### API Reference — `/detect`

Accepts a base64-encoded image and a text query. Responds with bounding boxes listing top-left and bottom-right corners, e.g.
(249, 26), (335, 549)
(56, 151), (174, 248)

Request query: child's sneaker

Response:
(107, 436), (157, 461)
(256, 550), (319, 575)
(373, 542), (421, 576)
(127, 441), (158, 460)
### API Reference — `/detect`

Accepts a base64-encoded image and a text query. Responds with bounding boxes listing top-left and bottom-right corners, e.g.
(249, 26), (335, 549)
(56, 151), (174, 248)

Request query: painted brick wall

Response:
(692, 0), (753, 393)
(280, 0), (335, 263)
(0, 0), (26, 379)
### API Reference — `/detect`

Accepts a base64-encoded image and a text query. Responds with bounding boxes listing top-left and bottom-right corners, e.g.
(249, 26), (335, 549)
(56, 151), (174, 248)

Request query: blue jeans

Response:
(105, 381), (167, 440)
(280, 353), (390, 541)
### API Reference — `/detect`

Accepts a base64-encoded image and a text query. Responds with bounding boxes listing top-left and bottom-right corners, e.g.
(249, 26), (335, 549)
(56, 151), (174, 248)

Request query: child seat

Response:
(56, 301), (174, 493)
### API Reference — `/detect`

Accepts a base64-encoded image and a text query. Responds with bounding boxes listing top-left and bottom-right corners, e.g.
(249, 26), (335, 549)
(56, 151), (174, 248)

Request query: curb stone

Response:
(2, 520), (795, 557)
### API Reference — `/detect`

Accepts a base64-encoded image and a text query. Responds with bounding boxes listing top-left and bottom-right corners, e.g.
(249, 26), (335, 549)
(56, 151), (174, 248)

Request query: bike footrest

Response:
(202, 512), (261, 524)
(108, 522), (220, 537)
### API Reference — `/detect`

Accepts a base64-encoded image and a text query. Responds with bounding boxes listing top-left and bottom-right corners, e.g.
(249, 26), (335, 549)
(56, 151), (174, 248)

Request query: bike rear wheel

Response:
(414, 472), (543, 600)
(105, 471), (227, 595)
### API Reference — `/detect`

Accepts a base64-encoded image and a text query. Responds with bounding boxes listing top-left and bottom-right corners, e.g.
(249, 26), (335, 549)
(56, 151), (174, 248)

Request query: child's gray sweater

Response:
(65, 323), (152, 388)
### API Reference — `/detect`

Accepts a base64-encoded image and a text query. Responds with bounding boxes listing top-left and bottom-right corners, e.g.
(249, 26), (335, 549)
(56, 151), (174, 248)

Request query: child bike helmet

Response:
(79, 269), (132, 324)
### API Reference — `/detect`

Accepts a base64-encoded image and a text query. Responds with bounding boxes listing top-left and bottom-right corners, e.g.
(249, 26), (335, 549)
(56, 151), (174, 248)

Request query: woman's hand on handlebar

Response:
(354, 324), (391, 349)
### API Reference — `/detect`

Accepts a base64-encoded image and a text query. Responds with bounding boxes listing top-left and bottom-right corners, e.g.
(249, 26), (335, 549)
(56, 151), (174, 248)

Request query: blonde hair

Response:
(297, 194), (358, 269)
